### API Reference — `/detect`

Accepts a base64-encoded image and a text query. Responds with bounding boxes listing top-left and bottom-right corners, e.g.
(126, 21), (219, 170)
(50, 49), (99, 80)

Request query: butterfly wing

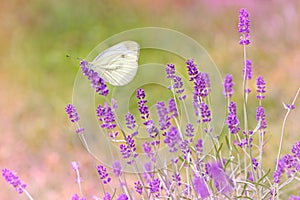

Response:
(90, 41), (140, 86)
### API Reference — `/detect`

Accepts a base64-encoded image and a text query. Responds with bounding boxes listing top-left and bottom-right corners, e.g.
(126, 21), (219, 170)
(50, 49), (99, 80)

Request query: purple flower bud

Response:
(71, 161), (79, 170)
(2, 168), (26, 194)
(103, 192), (111, 200)
(149, 178), (161, 197)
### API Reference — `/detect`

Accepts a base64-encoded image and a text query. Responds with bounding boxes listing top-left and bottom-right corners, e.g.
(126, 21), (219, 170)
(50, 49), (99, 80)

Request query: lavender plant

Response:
(3, 8), (300, 200)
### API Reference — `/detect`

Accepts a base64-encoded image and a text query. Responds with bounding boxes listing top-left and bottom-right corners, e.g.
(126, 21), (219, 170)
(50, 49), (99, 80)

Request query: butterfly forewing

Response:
(90, 41), (140, 86)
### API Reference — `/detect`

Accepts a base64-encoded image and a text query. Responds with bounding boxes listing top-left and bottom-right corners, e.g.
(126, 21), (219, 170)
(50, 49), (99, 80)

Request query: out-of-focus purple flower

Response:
(226, 101), (240, 134)
(238, 8), (250, 45)
(149, 178), (161, 197)
(256, 76), (266, 100)
(193, 174), (210, 198)
(97, 165), (111, 184)
(285, 104), (296, 110)
(143, 162), (154, 183)
(2, 168), (26, 194)
(186, 59), (199, 81)
(248, 172), (254, 182)
(234, 137), (253, 148)
(273, 154), (297, 183)
(116, 194), (128, 200)
(164, 126), (181, 152)
(72, 194), (86, 200)
(103, 192), (111, 200)
(125, 112), (136, 130)
(172, 75), (186, 100)
(172, 172), (181, 186)
(156, 101), (170, 131)
(71, 161), (79, 171)
(112, 161), (122, 177)
(144, 119), (159, 138)
(206, 161), (234, 194)
(243, 59), (253, 80)
(168, 98), (178, 118)
(252, 158), (258, 170)
(200, 102), (211, 123)
(180, 139), (192, 162)
(196, 139), (203, 154)
(80, 60), (109, 96)
(185, 123), (194, 142)
(223, 74), (234, 98)
(256, 106), (267, 130)
(290, 193), (300, 200)
(96, 102), (117, 130)
(134, 181), (143, 195)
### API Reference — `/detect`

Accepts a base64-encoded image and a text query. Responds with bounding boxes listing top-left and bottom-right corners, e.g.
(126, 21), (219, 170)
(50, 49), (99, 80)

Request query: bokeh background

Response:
(1, 0), (300, 199)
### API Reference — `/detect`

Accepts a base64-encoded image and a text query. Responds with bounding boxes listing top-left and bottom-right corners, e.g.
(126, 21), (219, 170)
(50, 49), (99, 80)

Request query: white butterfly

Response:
(88, 41), (140, 86)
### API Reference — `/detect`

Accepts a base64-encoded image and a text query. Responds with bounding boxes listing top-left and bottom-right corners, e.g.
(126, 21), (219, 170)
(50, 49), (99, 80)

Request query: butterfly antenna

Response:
(66, 54), (82, 61)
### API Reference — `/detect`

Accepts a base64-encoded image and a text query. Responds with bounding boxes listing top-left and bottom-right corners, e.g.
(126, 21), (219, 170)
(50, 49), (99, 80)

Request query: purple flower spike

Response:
(256, 106), (267, 130)
(103, 192), (111, 200)
(200, 102), (211, 123)
(290, 193), (300, 200)
(164, 126), (181, 152)
(125, 112), (136, 129)
(223, 74), (234, 98)
(96, 103), (117, 130)
(65, 104), (80, 123)
(238, 8), (250, 45)
(134, 181), (143, 195)
(166, 63), (175, 79)
(112, 161), (122, 177)
(80, 60), (109, 96)
(193, 72), (210, 98)
(97, 165), (111, 184)
(156, 101), (170, 130)
(193, 174), (210, 198)
(72, 194), (86, 200)
(168, 98), (178, 118)
(2, 168), (26, 194)
(207, 161), (234, 195)
(243, 59), (253, 80)
(173, 75), (186, 100)
(149, 178), (161, 197)
(226, 101), (240, 134)
(186, 59), (199, 81)
(117, 194), (128, 200)
(256, 76), (266, 100)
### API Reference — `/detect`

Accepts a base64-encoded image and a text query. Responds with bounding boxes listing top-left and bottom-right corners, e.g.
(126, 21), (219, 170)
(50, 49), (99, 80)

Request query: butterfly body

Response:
(88, 41), (140, 86)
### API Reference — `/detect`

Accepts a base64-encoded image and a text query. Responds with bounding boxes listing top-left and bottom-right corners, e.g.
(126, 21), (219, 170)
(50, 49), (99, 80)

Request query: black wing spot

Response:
(121, 54), (126, 58)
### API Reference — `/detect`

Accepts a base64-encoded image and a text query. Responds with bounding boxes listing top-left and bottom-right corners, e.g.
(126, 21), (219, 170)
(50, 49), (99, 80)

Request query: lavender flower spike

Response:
(193, 174), (210, 198)
(2, 168), (26, 194)
(256, 76), (266, 100)
(238, 8), (250, 45)
(223, 74), (234, 98)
